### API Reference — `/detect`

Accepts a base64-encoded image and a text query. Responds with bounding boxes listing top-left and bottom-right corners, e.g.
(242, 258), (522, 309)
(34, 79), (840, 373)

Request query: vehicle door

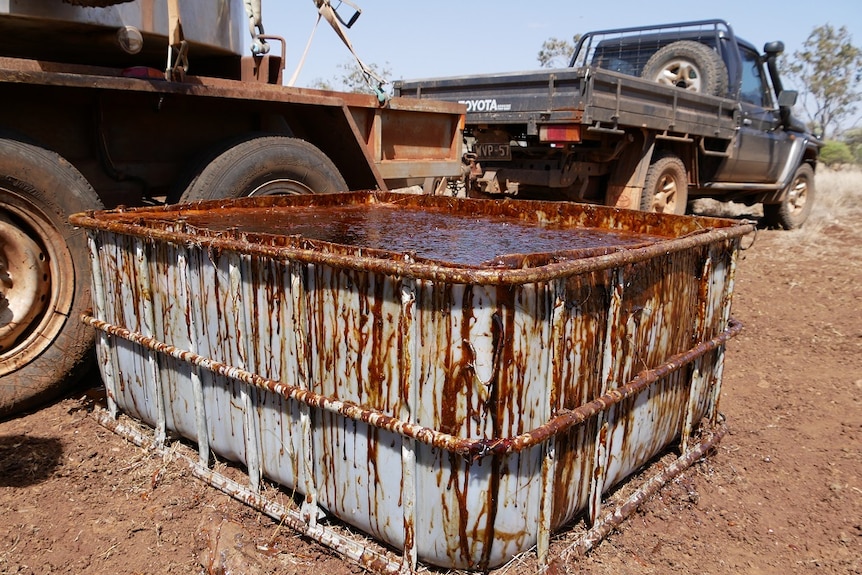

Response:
(729, 46), (793, 182)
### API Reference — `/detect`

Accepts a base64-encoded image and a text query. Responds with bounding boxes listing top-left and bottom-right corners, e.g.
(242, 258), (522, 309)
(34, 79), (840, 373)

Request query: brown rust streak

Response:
(81, 314), (742, 461)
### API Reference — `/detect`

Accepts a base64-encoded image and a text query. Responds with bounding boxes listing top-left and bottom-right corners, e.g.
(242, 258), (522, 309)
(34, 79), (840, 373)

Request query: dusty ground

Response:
(1, 172), (860, 575)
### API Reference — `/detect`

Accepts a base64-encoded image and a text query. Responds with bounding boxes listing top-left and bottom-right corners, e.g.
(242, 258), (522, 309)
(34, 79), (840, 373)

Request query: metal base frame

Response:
(93, 408), (726, 574)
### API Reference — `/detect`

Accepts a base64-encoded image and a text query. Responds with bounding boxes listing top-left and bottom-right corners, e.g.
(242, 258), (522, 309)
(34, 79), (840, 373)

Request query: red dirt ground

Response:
(1, 197), (860, 575)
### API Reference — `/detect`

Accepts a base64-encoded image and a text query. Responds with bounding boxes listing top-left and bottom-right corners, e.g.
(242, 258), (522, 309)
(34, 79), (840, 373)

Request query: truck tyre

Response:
(180, 136), (348, 202)
(0, 138), (102, 417)
(641, 41), (728, 97)
(641, 153), (689, 215)
(763, 163), (815, 230)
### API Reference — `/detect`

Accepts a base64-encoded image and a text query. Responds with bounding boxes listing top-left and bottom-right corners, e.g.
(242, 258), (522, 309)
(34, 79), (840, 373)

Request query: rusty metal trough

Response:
(70, 191), (753, 571)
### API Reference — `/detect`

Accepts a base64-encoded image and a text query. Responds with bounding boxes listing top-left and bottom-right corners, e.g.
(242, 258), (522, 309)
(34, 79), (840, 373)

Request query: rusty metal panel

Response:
(71, 191), (752, 570)
(347, 103), (465, 181)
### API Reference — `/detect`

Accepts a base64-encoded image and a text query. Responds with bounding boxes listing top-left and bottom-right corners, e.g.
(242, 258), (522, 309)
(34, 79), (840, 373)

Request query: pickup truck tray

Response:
(395, 66), (739, 140)
(71, 192), (753, 570)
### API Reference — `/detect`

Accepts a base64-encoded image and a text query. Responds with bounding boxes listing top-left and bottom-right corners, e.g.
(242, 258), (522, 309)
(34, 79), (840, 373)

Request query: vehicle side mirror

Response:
(778, 90), (798, 108)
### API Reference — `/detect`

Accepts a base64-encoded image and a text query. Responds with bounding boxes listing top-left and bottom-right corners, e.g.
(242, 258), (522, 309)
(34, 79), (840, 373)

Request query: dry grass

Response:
(805, 166), (862, 228)
(691, 165), (862, 256)
(771, 165), (862, 257)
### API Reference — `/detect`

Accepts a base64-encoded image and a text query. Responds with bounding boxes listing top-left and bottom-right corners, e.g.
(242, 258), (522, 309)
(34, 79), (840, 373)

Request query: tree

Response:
(537, 35), (580, 68)
(842, 127), (862, 164)
(818, 140), (854, 167)
(784, 24), (862, 139)
(311, 60), (393, 96)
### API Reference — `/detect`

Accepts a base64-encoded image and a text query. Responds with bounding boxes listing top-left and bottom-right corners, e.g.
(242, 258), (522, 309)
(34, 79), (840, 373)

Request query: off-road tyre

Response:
(641, 41), (729, 97)
(641, 153), (689, 215)
(179, 136), (348, 202)
(0, 138), (103, 417)
(763, 163), (815, 230)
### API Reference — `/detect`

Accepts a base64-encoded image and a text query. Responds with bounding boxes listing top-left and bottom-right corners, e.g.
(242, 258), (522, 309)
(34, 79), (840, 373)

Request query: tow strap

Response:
(290, 0), (387, 102)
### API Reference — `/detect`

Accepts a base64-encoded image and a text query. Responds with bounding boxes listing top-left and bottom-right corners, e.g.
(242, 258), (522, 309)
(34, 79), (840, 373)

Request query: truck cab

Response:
(560, 21), (817, 220)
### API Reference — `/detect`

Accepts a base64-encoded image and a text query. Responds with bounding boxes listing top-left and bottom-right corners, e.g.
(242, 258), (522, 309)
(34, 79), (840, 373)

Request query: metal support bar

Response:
(537, 277), (568, 563)
(683, 255), (714, 453)
(86, 233), (118, 418)
(399, 277), (419, 573)
(177, 246), (210, 466)
(586, 122), (625, 135)
(656, 132), (694, 143)
(589, 268), (624, 524)
(290, 262), (320, 526)
(709, 244), (742, 424)
(234, 253), (262, 493)
(133, 237), (166, 445)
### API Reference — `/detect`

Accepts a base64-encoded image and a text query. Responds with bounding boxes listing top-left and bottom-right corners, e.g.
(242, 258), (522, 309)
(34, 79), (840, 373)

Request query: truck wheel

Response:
(641, 41), (728, 97)
(641, 153), (689, 215)
(763, 163), (815, 229)
(0, 138), (102, 417)
(180, 136), (348, 202)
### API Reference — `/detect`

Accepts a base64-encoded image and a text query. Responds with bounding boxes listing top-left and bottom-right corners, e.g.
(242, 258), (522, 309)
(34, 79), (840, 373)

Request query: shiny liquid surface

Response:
(185, 204), (662, 266)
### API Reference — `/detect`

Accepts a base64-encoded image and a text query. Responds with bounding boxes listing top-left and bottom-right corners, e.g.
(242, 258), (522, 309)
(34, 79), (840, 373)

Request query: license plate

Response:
(474, 142), (511, 161)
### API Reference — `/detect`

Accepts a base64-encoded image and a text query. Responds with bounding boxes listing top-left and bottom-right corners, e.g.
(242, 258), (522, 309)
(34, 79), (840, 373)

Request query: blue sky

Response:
(261, 0), (861, 91)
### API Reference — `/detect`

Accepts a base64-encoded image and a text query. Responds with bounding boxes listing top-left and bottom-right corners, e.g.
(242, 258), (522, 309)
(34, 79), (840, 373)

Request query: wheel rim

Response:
(652, 172), (679, 213)
(0, 188), (74, 374)
(0, 214), (51, 349)
(786, 174), (809, 215)
(249, 178), (316, 196)
(654, 59), (702, 92)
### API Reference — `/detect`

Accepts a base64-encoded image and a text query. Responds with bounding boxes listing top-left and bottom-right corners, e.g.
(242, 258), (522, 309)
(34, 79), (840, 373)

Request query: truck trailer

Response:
(0, 0), (464, 416)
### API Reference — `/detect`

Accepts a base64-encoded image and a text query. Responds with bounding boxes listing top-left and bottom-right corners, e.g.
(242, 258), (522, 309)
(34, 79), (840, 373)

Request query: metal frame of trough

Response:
(91, 402), (728, 574)
(73, 192), (755, 572)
